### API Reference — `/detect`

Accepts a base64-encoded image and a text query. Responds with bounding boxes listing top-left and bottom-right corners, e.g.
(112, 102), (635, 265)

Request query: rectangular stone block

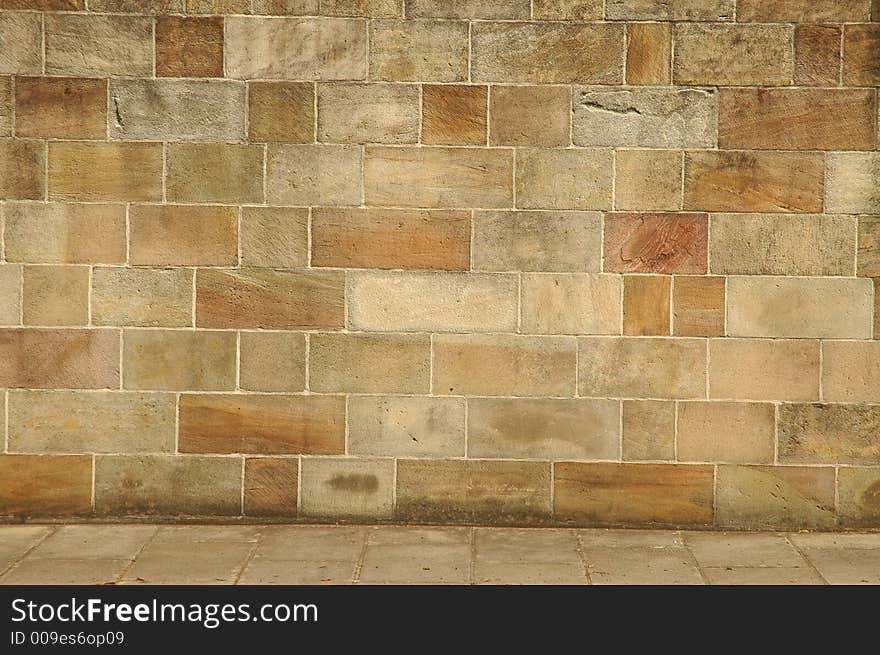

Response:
(472, 22), (624, 84)
(318, 82), (419, 144)
(468, 398), (619, 460)
(626, 22), (671, 85)
(0, 13), (41, 74)
(826, 153), (880, 215)
(779, 403), (880, 465)
(472, 210), (602, 272)
(179, 394), (345, 455)
(309, 333), (430, 393)
(684, 151), (823, 213)
(677, 401), (775, 464)
(554, 462), (714, 526)
(251, 0), (317, 12)
(489, 85), (571, 147)
(95, 455), (242, 516)
(574, 88), (717, 149)
(15, 77), (106, 139)
(167, 143), (264, 204)
(515, 148), (612, 210)
(0, 265), (21, 325)
(673, 276), (724, 337)
(433, 334), (576, 397)
(8, 391), (175, 454)
(0, 76), (9, 136)
(795, 25), (841, 86)
(0, 329), (119, 389)
(622, 400), (674, 461)
(110, 80), (246, 141)
(300, 458), (394, 519)
(614, 150), (682, 212)
(91, 267), (194, 328)
(90, 0), (180, 10)
(0, 455), (92, 517)
(45, 14), (152, 76)
(241, 207), (309, 268)
(267, 144), (362, 206)
(521, 273), (621, 335)
(248, 82), (314, 143)
(844, 25), (880, 86)
(738, 0), (870, 22)
(673, 24), (793, 86)
(421, 84), (487, 146)
(226, 17), (367, 79)
(719, 89), (875, 151)
(244, 458), (298, 517)
(822, 341), (880, 403)
(407, 0), (529, 17)
(532, 0), (602, 19)
(312, 208), (470, 270)
(22, 265), (89, 326)
(155, 16), (224, 78)
(623, 275), (670, 336)
(858, 217), (880, 277)
(727, 277), (873, 339)
(239, 331), (306, 392)
(348, 396), (465, 457)
(716, 465), (835, 529)
(365, 146), (512, 209)
(348, 271), (517, 332)
(129, 205), (238, 267)
(49, 142), (162, 202)
(578, 337), (706, 399)
(710, 214), (857, 276)
(709, 339), (819, 401)
(123, 330), (236, 391)
(2, 202), (125, 264)
(321, 0), (398, 16)
(196, 269), (345, 329)
(838, 468), (880, 528)
(604, 213), (707, 274)
(607, 0), (734, 19)
(0, 141), (45, 200)
(396, 459), (551, 523)
(369, 20), (467, 82)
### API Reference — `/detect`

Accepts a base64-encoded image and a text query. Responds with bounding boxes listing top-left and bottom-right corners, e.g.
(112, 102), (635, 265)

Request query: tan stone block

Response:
(604, 213), (707, 274)
(226, 17), (367, 79)
(473, 210), (602, 272)
(715, 465), (836, 529)
(433, 334), (576, 397)
(838, 468), (880, 528)
(0, 13), (42, 74)
(348, 396), (465, 457)
(45, 14), (152, 76)
(167, 143), (264, 204)
(318, 83), (419, 144)
(267, 144), (361, 206)
(844, 25), (880, 86)
(348, 271), (517, 332)
(365, 146), (512, 208)
(244, 458), (298, 517)
(15, 77), (106, 139)
(369, 20), (468, 82)
(622, 400), (675, 461)
(710, 214), (857, 276)
(471, 22), (624, 84)
(521, 274), (621, 335)
(301, 458), (394, 519)
(709, 339), (819, 401)
(0, 329), (119, 389)
(677, 401), (775, 464)
(578, 337), (706, 399)
(95, 455), (242, 516)
(554, 462), (714, 526)
(874, 0), (880, 20)
(858, 217), (880, 277)
(421, 85), (487, 146)
(2, 202), (125, 264)
(0, 141), (45, 201)
(0, 265), (21, 325)
(532, 0), (602, 19)
(0, 455), (92, 517)
(123, 329), (236, 391)
(1, 1), (84, 9)
(673, 24), (793, 86)
(795, 25), (841, 86)
(309, 333), (430, 393)
(311, 208), (470, 270)
(826, 153), (880, 215)
(91, 267), (193, 328)
(110, 79), (246, 141)
(321, 0), (398, 16)
(574, 88), (716, 149)
(778, 403), (880, 465)
(191, 0), (251, 11)
(49, 142), (162, 202)
(130, 205), (237, 267)
(684, 151), (823, 213)
(823, 341), (880, 403)
(614, 150), (682, 212)
(156, 16), (223, 78)
(90, 0), (182, 10)
(7, 391), (175, 454)
(875, 279), (879, 339)
(239, 331), (305, 392)
(241, 207), (309, 268)
(738, 0), (870, 22)
(407, 0), (529, 17)
(626, 23), (671, 85)
(515, 148), (612, 210)
(727, 277), (873, 339)
(196, 269), (344, 329)
(396, 459), (551, 523)
(672, 275), (724, 337)
(251, 0), (317, 12)
(22, 266), (89, 327)
(0, 76), (10, 136)
(607, 0), (734, 19)
(248, 82), (314, 143)
(489, 85), (570, 147)
(180, 394), (345, 455)
(623, 276), (670, 337)
(468, 398), (619, 460)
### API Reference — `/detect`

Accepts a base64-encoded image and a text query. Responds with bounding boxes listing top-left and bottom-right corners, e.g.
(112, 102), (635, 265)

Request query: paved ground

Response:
(0, 525), (878, 585)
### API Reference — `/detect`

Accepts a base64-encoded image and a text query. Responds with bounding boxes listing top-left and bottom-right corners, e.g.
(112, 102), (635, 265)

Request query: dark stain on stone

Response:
(862, 481), (880, 510)
(327, 474), (379, 493)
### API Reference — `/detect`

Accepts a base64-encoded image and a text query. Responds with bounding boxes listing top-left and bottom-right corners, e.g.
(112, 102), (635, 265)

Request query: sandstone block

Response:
(0, 13), (41, 74)
(167, 143), (264, 204)
(490, 85), (570, 147)
(318, 83), (419, 144)
(240, 207), (309, 268)
(300, 458), (394, 519)
(267, 144), (362, 206)
(15, 77), (106, 139)
(91, 267), (194, 328)
(0, 455), (92, 517)
(826, 153), (880, 215)
(822, 341), (880, 403)
(49, 143), (162, 202)
(672, 275), (724, 337)
(369, 20), (467, 82)
(122, 330), (236, 391)
(22, 266), (89, 326)
(614, 150), (682, 212)
(604, 213), (707, 274)
(248, 82), (315, 143)
(45, 14), (152, 76)
(626, 23), (671, 85)
(794, 25), (841, 86)
(239, 331), (306, 392)
(623, 275), (670, 336)
(244, 458), (299, 517)
(677, 401), (775, 464)
(778, 403), (880, 465)
(515, 148), (612, 210)
(156, 16), (223, 77)
(0, 141), (45, 200)
(129, 205), (238, 266)
(709, 339), (819, 401)
(622, 400), (674, 461)
(521, 273), (621, 335)
(843, 25), (880, 86)
(421, 85), (487, 146)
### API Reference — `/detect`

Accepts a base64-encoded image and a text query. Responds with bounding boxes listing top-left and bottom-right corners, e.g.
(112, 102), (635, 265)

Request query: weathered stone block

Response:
(521, 273), (621, 335)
